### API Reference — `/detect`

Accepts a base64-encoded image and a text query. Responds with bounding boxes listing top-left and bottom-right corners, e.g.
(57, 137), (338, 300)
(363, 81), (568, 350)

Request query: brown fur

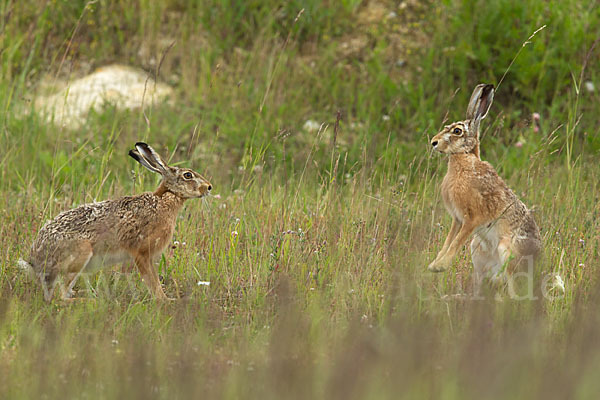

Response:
(428, 85), (541, 287)
(21, 143), (211, 301)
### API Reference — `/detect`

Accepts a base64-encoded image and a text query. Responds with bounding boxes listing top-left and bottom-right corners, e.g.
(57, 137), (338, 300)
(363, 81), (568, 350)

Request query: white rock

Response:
(34, 64), (174, 129)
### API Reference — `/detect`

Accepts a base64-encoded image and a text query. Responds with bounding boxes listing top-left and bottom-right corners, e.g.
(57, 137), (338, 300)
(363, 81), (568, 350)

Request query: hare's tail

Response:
(18, 259), (36, 280)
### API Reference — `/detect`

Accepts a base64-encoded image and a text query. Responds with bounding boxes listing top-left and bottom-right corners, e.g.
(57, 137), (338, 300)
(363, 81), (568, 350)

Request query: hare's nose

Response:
(431, 140), (439, 147)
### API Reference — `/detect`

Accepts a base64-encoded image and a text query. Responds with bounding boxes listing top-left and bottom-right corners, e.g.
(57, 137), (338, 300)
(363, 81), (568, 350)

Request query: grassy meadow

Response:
(1, 0), (600, 398)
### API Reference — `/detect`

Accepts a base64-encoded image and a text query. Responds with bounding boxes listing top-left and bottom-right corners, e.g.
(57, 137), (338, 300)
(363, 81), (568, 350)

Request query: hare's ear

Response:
(129, 149), (162, 173)
(466, 84), (494, 122)
(133, 142), (170, 174)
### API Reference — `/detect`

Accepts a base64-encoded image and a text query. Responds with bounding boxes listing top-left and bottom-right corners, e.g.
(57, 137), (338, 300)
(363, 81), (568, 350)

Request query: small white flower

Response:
(197, 281), (210, 286)
(552, 274), (565, 294)
(303, 119), (320, 132)
(382, 115), (391, 121)
(584, 81), (595, 93)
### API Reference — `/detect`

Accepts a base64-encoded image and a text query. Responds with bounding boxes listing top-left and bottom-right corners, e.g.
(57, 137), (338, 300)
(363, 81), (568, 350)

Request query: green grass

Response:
(1, 0), (600, 398)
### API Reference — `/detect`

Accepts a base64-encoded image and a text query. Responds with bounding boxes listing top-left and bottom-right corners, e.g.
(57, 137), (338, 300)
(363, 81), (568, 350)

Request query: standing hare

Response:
(428, 84), (541, 288)
(19, 142), (212, 301)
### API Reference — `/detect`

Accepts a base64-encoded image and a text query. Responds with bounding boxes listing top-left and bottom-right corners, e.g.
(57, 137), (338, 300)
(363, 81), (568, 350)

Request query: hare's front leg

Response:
(428, 219), (479, 272)
(431, 218), (461, 264)
(39, 269), (59, 302)
(133, 253), (168, 300)
(61, 254), (93, 300)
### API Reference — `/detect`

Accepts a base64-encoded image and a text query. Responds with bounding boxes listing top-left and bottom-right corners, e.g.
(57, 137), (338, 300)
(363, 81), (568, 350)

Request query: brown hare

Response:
(19, 142), (212, 301)
(428, 84), (541, 289)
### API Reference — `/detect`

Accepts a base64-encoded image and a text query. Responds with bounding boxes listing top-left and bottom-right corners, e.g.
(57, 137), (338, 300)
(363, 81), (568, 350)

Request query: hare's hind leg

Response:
(470, 236), (501, 296)
(120, 262), (135, 273)
(57, 241), (93, 300)
(511, 237), (541, 272)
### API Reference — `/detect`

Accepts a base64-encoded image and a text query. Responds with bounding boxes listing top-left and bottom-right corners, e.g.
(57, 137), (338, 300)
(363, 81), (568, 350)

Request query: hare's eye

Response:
(453, 127), (462, 135)
(183, 172), (193, 179)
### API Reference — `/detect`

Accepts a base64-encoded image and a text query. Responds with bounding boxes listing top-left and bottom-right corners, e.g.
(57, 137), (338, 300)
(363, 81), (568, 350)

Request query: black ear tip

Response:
(135, 142), (148, 148)
(129, 149), (140, 160)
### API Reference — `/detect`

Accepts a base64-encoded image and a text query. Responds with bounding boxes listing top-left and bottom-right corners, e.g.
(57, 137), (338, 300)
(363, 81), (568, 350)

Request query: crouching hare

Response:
(19, 142), (212, 301)
(428, 84), (541, 288)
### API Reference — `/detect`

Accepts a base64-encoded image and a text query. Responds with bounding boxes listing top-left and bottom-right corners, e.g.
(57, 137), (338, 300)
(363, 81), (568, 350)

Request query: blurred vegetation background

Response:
(1, 0), (599, 398)
(2, 0), (598, 184)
